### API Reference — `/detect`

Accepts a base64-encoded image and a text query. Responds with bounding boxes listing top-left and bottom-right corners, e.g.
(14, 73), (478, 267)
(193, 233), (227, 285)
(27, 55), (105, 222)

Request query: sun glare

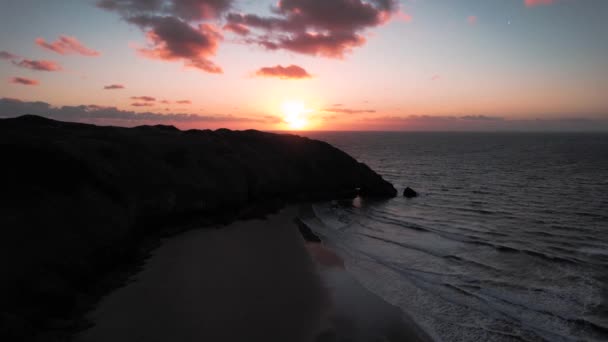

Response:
(282, 101), (309, 130)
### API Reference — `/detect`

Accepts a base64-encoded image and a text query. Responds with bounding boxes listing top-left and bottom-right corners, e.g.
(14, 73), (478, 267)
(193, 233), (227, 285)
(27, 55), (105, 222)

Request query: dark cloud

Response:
(255, 64), (311, 79)
(36, 35), (100, 56)
(227, 0), (399, 58)
(0, 97), (266, 125)
(9, 77), (39, 86)
(131, 96), (156, 101)
(97, 0), (231, 73)
(323, 107), (375, 114)
(0, 51), (19, 60)
(104, 84), (126, 89)
(131, 102), (155, 107)
(12, 59), (62, 71)
(130, 15), (223, 73)
(460, 115), (504, 121)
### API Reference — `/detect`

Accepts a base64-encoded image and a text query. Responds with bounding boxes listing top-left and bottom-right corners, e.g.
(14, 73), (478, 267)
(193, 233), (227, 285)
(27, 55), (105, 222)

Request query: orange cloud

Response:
(255, 65), (312, 80)
(36, 35), (100, 56)
(176, 100), (192, 104)
(10, 77), (39, 86)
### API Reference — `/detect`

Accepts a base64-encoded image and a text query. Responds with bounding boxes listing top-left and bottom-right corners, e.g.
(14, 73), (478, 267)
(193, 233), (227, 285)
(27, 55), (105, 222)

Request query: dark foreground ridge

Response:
(0, 115), (396, 341)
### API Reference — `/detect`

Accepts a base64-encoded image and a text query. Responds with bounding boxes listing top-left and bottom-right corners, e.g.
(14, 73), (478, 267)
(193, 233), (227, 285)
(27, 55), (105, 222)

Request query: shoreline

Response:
(77, 206), (432, 342)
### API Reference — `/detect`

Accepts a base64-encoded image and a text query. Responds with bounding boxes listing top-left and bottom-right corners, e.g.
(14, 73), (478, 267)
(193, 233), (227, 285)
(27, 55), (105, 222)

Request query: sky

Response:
(0, 0), (607, 131)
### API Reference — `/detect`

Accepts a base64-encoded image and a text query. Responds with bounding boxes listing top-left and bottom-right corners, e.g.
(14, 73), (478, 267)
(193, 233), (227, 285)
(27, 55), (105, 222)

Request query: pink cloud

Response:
(223, 22), (250, 35)
(176, 100), (192, 104)
(36, 35), (100, 56)
(10, 77), (39, 86)
(255, 65), (312, 80)
(468, 16), (478, 25)
(525, 0), (555, 7)
(12, 59), (62, 71)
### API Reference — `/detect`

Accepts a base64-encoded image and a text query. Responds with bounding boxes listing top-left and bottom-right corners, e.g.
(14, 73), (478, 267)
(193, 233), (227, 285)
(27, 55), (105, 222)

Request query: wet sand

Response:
(78, 207), (432, 342)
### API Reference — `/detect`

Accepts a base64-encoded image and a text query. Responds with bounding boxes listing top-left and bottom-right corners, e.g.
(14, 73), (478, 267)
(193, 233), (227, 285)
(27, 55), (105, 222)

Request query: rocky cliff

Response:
(0, 115), (396, 340)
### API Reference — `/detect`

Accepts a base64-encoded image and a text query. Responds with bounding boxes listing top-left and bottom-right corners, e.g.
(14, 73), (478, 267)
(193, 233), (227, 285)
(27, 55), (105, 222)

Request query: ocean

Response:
(300, 132), (608, 342)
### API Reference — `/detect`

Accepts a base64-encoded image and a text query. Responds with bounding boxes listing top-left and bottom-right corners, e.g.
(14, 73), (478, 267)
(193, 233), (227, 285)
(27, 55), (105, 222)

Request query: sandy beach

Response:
(78, 207), (432, 342)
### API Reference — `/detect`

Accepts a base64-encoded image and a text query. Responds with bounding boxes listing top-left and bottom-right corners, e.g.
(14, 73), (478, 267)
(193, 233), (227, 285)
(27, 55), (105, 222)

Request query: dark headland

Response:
(0, 115), (398, 341)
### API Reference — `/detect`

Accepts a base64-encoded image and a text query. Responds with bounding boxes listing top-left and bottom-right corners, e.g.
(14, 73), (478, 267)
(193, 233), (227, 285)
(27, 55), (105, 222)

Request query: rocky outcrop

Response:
(0, 115), (396, 341)
(403, 187), (418, 198)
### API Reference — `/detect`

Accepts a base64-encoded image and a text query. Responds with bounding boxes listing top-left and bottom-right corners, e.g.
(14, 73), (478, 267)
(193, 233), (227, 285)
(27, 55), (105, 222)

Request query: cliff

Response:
(0, 115), (395, 340)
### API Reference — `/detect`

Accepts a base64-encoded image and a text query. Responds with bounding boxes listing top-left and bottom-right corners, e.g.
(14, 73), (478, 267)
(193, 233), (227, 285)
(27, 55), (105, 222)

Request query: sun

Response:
(282, 101), (310, 130)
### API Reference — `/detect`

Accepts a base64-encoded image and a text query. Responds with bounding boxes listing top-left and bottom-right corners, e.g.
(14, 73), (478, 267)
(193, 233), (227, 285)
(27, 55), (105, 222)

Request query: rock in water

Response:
(403, 187), (418, 198)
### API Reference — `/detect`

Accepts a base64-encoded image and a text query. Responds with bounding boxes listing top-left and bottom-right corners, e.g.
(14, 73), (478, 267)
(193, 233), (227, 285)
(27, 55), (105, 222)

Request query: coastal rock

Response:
(0, 115), (397, 339)
(403, 187), (418, 198)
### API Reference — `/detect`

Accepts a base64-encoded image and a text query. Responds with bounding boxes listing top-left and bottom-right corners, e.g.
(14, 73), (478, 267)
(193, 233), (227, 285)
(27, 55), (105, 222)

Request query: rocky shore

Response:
(0, 115), (396, 341)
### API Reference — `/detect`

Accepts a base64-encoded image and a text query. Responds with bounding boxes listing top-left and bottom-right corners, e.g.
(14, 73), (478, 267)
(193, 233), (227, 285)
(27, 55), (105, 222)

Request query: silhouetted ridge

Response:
(0, 115), (396, 341)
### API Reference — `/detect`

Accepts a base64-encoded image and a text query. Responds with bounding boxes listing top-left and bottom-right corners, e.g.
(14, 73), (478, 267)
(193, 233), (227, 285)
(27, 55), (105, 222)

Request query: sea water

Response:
(301, 132), (608, 342)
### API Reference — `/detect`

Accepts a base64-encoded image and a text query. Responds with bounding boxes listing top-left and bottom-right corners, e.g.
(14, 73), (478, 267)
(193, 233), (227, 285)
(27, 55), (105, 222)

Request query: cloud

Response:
(467, 15), (477, 25)
(160, 100), (171, 104)
(460, 115), (504, 121)
(223, 22), (250, 35)
(0, 97), (268, 126)
(431, 74), (441, 81)
(323, 107), (375, 114)
(131, 96), (156, 101)
(255, 64), (311, 79)
(0, 51), (19, 60)
(176, 100), (192, 104)
(97, 0), (231, 73)
(9, 77), (39, 86)
(525, 0), (555, 7)
(104, 84), (125, 90)
(355, 115), (608, 131)
(227, 0), (400, 58)
(131, 16), (223, 73)
(12, 59), (62, 71)
(36, 35), (100, 56)
(131, 102), (155, 107)
(97, 0), (234, 21)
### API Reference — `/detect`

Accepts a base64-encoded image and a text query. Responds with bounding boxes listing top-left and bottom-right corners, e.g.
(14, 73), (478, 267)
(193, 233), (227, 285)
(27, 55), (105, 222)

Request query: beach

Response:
(78, 207), (432, 342)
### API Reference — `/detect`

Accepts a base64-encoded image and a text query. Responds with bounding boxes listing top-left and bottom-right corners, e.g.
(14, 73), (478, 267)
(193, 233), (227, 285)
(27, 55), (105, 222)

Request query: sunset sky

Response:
(1, 0), (607, 131)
